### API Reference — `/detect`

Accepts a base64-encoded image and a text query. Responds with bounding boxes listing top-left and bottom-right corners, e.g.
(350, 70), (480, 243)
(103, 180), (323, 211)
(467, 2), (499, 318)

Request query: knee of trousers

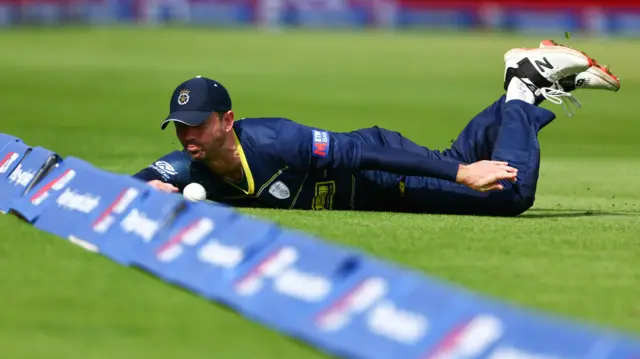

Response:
(496, 192), (536, 217)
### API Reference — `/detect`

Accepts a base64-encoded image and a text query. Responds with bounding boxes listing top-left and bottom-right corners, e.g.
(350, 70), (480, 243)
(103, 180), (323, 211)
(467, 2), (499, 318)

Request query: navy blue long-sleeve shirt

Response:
(133, 117), (461, 210)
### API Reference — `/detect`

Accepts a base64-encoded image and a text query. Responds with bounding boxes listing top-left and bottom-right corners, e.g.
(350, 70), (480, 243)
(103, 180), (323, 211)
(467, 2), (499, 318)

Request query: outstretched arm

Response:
(359, 144), (517, 191)
(358, 144), (459, 181)
(275, 120), (517, 192)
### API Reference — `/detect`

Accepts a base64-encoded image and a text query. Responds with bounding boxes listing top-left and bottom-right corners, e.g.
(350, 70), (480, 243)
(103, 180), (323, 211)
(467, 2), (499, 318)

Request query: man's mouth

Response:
(186, 145), (204, 159)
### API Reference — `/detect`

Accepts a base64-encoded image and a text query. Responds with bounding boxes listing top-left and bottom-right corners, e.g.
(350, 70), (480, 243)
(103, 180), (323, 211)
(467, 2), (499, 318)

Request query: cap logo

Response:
(177, 89), (190, 105)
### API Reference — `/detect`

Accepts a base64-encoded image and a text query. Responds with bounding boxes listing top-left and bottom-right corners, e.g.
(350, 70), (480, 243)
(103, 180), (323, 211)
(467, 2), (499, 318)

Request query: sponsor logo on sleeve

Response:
(151, 161), (178, 180)
(312, 130), (330, 158)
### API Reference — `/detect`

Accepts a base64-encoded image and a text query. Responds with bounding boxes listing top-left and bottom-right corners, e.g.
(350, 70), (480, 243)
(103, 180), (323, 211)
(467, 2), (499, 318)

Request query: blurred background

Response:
(0, 0), (638, 35)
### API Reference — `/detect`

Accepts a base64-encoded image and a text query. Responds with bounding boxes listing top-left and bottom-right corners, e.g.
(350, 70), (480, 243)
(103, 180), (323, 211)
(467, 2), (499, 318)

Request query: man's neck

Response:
(204, 135), (243, 183)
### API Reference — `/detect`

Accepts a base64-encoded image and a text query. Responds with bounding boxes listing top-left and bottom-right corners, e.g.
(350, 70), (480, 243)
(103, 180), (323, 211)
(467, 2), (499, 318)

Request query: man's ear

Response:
(222, 111), (235, 132)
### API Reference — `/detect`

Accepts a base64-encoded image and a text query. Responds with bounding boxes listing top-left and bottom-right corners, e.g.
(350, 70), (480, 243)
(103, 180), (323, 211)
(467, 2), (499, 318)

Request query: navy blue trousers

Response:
(359, 96), (557, 216)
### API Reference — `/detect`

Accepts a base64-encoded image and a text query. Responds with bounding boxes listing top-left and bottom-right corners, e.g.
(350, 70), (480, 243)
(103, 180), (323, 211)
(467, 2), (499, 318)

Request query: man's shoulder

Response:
(235, 117), (299, 146)
(235, 116), (297, 130)
(151, 149), (191, 166)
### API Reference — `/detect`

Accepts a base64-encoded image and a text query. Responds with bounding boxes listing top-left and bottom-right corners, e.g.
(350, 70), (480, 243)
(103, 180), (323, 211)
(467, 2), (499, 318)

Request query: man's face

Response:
(175, 112), (226, 161)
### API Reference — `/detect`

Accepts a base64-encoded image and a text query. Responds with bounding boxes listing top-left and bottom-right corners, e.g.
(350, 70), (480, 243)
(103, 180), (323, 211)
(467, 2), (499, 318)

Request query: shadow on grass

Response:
(521, 208), (640, 219)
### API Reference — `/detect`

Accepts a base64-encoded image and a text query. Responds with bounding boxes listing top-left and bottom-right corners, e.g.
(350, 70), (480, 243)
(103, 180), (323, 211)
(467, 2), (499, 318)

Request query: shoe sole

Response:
(585, 66), (621, 91)
(540, 39), (621, 90)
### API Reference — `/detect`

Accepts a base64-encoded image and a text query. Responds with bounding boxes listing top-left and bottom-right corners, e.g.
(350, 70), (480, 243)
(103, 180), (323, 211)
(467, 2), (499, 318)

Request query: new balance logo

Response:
(535, 57), (554, 73)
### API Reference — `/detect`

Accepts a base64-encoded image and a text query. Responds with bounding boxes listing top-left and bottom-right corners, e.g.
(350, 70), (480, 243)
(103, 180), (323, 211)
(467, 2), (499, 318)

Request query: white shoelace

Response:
(540, 87), (582, 117)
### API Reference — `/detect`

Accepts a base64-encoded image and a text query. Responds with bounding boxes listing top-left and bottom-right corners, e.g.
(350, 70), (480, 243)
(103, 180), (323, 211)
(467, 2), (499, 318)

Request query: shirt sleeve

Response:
(273, 119), (361, 172)
(131, 150), (193, 188)
(273, 119), (459, 182)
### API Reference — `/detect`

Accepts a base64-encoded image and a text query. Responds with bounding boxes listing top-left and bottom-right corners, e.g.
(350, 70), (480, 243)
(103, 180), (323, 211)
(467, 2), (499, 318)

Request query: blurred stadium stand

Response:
(1, 0), (639, 37)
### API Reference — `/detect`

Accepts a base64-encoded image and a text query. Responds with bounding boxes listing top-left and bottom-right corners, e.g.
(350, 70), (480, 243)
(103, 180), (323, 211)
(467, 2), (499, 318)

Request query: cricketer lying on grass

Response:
(133, 40), (621, 217)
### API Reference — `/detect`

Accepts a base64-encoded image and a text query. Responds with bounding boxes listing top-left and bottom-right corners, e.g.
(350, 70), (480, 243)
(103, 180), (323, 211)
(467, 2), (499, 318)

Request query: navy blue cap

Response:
(161, 76), (232, 130)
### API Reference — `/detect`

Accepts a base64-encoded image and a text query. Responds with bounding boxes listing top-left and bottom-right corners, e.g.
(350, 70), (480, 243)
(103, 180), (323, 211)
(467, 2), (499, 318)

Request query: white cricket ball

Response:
(183, 183), (207, 202)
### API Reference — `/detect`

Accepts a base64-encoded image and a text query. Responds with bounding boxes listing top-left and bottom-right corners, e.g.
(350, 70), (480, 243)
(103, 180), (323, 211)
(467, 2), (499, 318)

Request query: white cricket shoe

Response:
(504, 43), (593, 85)
(503, 42), (596, 116)
(539, 39), (621, 92)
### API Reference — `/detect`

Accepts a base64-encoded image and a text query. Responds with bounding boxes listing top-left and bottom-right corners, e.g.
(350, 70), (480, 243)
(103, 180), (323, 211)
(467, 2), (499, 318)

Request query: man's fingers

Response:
(479, 171), (515, 189)
(462, 161), (519, 191)
(488, 161), (510, 166)
(478, 183), (503, 192)
(494, 163), (518, 173)
(490, 183), (504, 191)
(491, 171), (516, 182)
(503, 171), (518, 181)
(147, 180), (179, 193)
(483, 161), (518, 174)
(498, 167), (518, 177)
(160, 183), (179, 193)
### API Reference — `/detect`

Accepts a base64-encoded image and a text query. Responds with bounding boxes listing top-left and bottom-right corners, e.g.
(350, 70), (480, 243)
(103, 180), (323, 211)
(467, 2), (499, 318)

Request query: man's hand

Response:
(456, 161), (518, 192)
(147, 180), (179, 193)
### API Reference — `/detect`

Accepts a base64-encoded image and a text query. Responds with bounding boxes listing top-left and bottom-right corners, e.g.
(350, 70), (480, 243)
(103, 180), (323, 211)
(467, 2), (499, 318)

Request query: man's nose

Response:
(180, 126), (197, 140)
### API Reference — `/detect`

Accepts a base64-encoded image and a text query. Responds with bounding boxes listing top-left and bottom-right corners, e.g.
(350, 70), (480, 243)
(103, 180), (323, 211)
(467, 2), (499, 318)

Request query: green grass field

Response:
(0, 27), (639, 358)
